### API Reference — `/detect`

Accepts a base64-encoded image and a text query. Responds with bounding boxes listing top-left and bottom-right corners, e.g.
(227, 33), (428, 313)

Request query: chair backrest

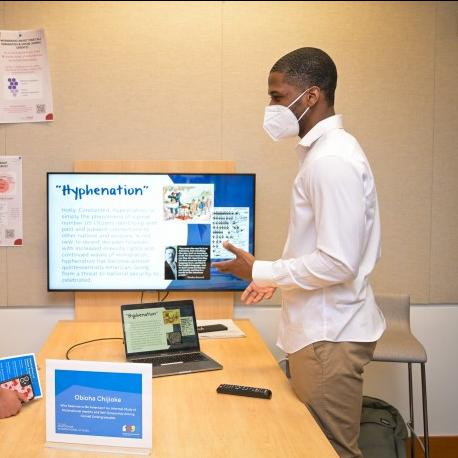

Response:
(373, 293), (427, 363)
(374, 294), (411, 332)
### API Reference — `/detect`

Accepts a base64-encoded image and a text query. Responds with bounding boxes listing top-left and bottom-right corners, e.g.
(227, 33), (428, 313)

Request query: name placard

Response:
(46, 359), (152, 454)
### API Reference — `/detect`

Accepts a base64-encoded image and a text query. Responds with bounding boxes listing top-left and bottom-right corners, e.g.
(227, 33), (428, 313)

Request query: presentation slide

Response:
(47, 173), (255, 291)
(122, 306), (197, 354)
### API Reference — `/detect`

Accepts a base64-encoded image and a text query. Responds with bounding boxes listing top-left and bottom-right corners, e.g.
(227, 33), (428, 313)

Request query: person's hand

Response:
(0, 387), (26, 419)
(241, 282), (276, 304)
(212, 241), (255, 281)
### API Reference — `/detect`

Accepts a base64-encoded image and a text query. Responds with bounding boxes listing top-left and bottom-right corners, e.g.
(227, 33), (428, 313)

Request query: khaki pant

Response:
(288, 341), (376, 458)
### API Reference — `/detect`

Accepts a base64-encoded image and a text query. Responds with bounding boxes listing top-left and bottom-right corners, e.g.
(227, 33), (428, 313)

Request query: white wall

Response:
(1, 304), (457, 436)
(0, 306), (75, 357)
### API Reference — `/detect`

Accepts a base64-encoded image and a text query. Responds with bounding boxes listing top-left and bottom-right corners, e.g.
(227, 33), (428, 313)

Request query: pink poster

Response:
(0, 29), (53, 123)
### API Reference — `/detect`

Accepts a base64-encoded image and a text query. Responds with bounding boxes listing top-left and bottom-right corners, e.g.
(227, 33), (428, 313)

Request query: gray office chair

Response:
(373, 293), (429, 458)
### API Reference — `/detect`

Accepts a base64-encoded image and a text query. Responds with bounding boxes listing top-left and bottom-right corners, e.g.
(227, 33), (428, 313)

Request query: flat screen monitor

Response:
(47, 172), (255, 291)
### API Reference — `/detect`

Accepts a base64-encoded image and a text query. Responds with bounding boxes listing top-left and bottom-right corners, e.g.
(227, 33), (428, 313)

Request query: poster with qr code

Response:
(0, 156), (23, 246)
(0, 29), (53, 123)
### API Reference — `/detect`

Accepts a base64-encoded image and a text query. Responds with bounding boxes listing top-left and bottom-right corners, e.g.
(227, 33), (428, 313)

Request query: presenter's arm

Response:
(214, 156), (367, 292)
(0, 387), (26, 419)
(253, 156), (367, 291)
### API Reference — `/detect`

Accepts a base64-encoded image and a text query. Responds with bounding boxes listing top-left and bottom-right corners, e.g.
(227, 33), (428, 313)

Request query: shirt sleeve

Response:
(253, 155), (366, 290)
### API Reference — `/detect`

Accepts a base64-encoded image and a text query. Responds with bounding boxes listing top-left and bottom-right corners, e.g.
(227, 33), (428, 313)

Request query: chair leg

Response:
(408, 363), (416, 458)
(421, 363), (429, 458)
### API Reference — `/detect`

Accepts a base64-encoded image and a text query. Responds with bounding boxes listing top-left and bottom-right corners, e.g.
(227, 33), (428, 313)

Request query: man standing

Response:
(213, 47), (385, 458)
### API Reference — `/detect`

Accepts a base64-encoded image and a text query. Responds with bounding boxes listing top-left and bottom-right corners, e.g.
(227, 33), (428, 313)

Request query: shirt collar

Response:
(298, 114), (343, 149)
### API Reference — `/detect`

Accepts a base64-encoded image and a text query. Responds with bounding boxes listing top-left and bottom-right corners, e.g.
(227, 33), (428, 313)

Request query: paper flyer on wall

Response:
(0, 29), (53, 123)
(0, 156), (22, 246)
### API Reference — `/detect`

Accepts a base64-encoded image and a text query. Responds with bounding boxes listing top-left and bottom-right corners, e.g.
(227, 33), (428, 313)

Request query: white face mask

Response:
(263, 88), (310, 141)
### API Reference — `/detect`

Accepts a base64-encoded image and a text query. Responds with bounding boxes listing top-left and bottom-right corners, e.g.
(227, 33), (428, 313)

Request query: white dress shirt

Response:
(253, 114), (386, 354)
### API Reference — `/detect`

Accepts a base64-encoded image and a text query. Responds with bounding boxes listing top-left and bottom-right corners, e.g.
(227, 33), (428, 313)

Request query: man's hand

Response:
(241, 281), (276, 304)
(0, 387), (26, 419)
(212, 241), (255, 281)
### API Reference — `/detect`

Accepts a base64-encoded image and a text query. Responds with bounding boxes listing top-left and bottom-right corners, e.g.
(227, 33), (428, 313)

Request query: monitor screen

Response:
(47, 172), (255, 291)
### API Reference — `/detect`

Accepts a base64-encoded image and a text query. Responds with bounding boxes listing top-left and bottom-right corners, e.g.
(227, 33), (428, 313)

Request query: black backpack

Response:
(358, 396), (408, 458)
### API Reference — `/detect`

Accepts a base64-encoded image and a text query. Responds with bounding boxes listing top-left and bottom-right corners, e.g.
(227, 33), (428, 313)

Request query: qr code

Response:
(36, 104), (46, 114)
(5, 229), (14, 239)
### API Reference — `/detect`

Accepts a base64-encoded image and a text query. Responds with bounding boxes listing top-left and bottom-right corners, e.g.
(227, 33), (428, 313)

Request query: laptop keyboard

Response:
(135, 352), (207, 366)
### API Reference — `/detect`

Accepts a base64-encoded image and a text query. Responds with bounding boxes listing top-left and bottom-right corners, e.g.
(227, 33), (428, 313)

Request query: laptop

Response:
(120, 300), (223, 378)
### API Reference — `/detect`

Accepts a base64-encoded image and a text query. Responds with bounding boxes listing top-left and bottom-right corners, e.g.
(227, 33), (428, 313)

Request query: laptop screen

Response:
(121, 301), (200, 357)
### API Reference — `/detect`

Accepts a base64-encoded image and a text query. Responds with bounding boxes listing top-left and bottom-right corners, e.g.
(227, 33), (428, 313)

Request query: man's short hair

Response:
(271, 47), (337, 105)
(165, 246), (176, 255)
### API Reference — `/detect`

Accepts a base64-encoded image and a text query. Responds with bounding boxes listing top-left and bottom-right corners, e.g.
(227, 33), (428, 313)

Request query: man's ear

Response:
(306, 86), (321, 107)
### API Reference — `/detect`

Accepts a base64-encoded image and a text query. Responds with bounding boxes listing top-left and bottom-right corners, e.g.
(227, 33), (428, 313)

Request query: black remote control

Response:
(216, 384), (272, 399)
